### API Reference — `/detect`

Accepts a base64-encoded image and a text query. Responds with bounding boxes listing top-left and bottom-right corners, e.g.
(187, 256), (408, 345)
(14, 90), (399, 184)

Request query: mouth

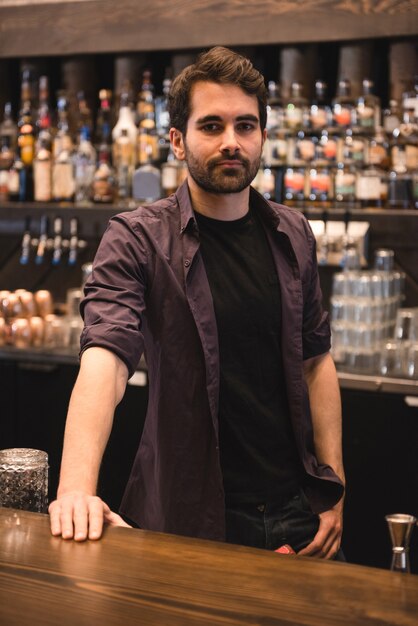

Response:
(216, 160), (244, 167)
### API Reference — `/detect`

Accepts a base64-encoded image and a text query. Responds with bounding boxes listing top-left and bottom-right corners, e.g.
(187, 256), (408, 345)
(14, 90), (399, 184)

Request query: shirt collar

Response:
(175, 179), (285, 235)
(175, 180), (197, 235)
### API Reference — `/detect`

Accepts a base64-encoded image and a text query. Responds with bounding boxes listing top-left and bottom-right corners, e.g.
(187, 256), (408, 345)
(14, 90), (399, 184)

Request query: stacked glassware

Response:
(330, 249), (410, 376)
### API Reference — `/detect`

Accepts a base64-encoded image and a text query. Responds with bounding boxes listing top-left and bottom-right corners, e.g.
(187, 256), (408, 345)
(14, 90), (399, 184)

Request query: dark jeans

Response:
(225, 488), (345, 560)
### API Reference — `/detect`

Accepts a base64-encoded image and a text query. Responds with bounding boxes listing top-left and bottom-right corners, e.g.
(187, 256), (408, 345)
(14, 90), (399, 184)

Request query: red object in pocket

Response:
(275, 544), (296, 555)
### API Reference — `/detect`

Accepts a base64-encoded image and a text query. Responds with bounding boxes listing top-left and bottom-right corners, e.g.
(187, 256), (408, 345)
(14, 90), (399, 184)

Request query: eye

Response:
(200, 123), (222, 133)
(236, 122), (257, 132)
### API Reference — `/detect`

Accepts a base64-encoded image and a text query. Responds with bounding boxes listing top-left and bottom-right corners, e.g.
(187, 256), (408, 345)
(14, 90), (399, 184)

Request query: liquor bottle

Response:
(0, 132), (13, 200)
(284, 82), (308, 131)
(383, 100), (401, 135)
(0, 102), (18, 153)
(315, 130), (339, 166)
(33, 133), (52, 202)
(114, 128), (134, 201)
(92, 153), (115, 204)
(253, 161), (276, 201)
(391, 110), (418, 173)
(33, 76), (53, 202)
(283, 166), (306, 205)
(155, 77), (171, 139)
(367, 126), (390, 170)
(76, 90), (93, 141)
(112, 91), (137, 166)
(52, 94), (75, 202)
(36, 76), (52, 143)
(334, 161), (357, 205)
(95, 89), (113, 155)
(332, 79), (356, 129)
(288, 129), (317, 166)
(161, 146), (181, 197)
(136, 71), (158, 165)
(17, 76), (35, 202)
(132, 160), (161, 202)
(306, 165), (333, 206)
(402, 78), (418, 118)
(355, 164), (387, 208)
(339, 128), (367, 167)
(74, 126), (96, 205)
(9, 150), (33, 202)
(388, 110), (417, 208)
(309, 81), (332, 131)
(266, 81), (284, 133)
(356, 79), (381, 132)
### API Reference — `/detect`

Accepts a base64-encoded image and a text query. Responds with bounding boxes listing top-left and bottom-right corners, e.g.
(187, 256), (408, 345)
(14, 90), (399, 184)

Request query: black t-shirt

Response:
(195, 207), (303, 503)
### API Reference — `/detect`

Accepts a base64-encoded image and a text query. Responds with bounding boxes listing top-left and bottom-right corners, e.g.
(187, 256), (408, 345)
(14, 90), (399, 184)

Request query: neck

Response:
(187, 176), (250, 221)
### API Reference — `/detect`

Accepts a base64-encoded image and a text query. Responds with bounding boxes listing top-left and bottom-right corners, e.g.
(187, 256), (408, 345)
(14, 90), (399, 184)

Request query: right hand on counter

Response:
(49, 491), (132, 541)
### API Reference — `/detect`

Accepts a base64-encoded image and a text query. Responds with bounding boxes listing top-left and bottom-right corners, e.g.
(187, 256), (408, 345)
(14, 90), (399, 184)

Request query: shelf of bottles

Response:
(0, 69), (417, 211)
(258, 78), (418, 211)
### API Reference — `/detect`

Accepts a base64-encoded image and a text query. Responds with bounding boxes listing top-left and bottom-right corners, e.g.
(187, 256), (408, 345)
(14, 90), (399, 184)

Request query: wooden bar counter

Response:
(0, 508), (417, 626)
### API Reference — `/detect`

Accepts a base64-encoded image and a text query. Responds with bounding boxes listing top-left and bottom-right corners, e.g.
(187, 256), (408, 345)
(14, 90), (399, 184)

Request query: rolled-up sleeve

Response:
(79, 215), (148, 378)
(302, 221), (331, 360)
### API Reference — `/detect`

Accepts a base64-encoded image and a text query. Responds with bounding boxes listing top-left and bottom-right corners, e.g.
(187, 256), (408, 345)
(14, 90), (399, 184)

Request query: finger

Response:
(73, 499), (89, 542)
(103, 506), (132, 528)
(87, 497), (105, 540)
(298, 527), (331, 557)
(49, 501), (63, 537)
(60, 502), (76, 540)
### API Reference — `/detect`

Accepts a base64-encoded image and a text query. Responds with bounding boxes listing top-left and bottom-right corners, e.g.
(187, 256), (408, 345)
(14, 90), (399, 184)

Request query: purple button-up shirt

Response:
(80, 181), (344, 540)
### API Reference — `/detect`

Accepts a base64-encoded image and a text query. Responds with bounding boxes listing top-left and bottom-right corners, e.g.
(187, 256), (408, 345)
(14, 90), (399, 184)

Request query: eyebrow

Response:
(195, 114), (260, 125)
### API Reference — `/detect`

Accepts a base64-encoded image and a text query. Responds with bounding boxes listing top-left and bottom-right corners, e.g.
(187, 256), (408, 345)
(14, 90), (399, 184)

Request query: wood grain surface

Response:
(1, 507), (418, 626)
(0, 0), (417, 58)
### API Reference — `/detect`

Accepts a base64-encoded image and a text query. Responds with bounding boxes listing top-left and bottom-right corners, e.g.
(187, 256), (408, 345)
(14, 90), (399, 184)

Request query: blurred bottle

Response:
(76, 90), (93, 142)
(383, 100), (401, 135)
(356, 79), (381, 132)
(284, 82), (308, 131)
(334, 162), (357, 205)
(114, 128), (134, 201)
(74, 126), (96, 205)
(155, 76), (171, 162)
(161, 145), (182, 197)
(332, 79), (356, 129)
(52, 94), (75, 202)
(387, 111), (415, 209)
(266, 81), (284, 132)
(0, 102), (18, 153)
(309, 80), (332, 131)
(33, 132), (52, 202)
(137, 70), (159, 165)
(36, 76), (52, 147)
(112, 90), (137, 174)
(402, 77), (418, 118)
(95, 89), (113, 159)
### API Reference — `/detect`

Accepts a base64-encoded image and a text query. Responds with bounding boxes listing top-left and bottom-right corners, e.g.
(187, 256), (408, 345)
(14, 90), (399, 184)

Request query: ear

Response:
(170, 128), (186, 161)
(261, 127), (267, 147)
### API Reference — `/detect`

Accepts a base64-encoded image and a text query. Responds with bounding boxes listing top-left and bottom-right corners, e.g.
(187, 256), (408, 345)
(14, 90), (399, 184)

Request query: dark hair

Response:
(168, 46), (267, 135)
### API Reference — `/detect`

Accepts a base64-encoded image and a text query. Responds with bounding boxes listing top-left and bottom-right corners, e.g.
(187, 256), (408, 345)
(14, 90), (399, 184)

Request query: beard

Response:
(184, 143), (261, 195)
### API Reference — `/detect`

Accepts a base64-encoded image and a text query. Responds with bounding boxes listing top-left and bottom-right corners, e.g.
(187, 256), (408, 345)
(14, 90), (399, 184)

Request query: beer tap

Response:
(20, 217), (31, 265)
(52, 216), (63, 266)
(68, 217), (78, 266)
(35, 215), (49, 265)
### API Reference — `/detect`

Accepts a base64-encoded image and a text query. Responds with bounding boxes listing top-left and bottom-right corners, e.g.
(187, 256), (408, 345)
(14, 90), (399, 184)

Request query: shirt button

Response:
(184, 259), (190, 267)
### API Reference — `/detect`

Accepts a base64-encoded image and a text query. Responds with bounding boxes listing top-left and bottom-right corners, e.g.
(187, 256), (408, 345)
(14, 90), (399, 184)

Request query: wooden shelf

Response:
(0, 0), (417, 58)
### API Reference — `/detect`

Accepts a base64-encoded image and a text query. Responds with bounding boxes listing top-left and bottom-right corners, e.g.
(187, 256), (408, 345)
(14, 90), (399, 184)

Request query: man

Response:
(49, 46), (345, 559)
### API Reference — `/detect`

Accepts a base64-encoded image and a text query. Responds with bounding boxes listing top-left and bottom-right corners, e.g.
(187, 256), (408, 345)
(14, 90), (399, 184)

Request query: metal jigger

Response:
(385, 513), (416, 573)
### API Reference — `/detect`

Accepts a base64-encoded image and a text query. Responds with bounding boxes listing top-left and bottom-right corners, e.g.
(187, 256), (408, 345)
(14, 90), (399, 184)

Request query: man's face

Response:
(171, 81), (266, 195)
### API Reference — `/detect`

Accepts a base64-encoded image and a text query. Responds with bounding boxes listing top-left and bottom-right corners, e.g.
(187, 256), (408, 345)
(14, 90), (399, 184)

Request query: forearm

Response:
(57, 347), (128, 497)
(303, 352), (345, 484)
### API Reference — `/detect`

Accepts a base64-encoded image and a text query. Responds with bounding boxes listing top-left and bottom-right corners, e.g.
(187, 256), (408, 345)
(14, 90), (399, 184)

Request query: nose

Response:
(219, 126), (240, 155)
